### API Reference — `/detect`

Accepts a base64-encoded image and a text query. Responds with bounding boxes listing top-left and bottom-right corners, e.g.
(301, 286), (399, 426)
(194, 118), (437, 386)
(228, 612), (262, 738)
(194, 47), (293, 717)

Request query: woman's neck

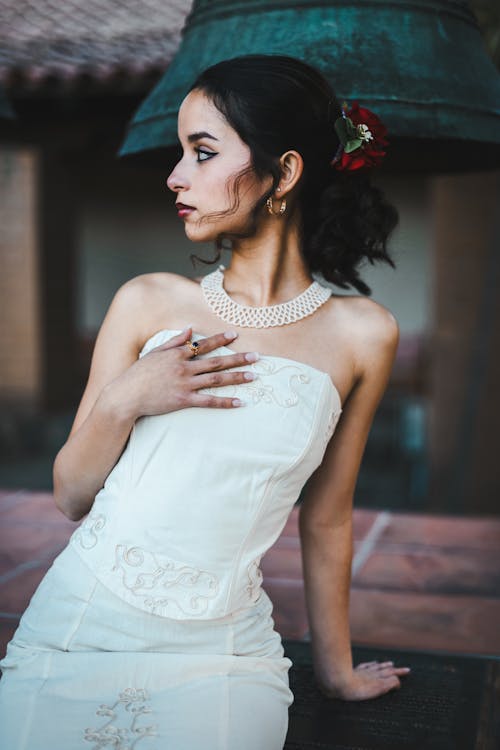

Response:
(224, 224), (313, 307)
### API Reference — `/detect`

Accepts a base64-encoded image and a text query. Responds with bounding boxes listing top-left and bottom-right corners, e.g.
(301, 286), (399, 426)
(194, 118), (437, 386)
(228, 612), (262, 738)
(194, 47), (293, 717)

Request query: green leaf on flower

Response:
(345, 118), (358, 139)
(334, 118), (349, 145)
(335, 115), (361, 149)
(344, 138), (363, 153)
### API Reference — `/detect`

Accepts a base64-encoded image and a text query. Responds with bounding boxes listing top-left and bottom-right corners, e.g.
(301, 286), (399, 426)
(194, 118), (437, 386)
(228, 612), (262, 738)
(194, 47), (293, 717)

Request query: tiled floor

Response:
(1, 489), (499, 660)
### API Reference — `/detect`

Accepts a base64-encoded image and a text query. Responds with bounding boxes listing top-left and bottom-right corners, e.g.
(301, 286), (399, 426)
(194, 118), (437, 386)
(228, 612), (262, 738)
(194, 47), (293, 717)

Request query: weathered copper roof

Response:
(0, 0), (191, 91)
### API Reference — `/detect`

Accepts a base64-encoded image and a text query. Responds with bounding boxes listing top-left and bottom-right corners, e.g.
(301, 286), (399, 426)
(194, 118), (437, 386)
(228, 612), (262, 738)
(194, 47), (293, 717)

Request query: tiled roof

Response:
(0, 0), (192, 90)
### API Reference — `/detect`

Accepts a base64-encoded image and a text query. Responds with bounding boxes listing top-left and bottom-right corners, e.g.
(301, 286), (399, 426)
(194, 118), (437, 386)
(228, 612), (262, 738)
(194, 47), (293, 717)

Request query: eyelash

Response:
(195, 147), (214, 163)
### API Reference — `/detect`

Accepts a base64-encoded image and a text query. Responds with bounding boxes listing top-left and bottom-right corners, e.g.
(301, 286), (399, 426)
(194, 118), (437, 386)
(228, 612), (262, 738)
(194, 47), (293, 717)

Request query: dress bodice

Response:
(68, 329), (343, 620)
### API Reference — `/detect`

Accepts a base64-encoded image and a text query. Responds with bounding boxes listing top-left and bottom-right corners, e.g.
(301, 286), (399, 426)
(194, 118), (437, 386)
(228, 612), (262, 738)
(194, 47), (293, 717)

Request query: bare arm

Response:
(53, 395), (137, 523)
(300, 517), (354, 689)
(52, 276), (156, 521)
(299, 301), (410, 700)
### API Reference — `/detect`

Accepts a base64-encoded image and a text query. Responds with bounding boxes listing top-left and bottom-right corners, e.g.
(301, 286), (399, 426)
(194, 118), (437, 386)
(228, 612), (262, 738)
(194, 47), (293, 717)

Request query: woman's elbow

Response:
(52, 452), (87, 522)
(52, 478), (82, 522)
(54, 497), (81, 522)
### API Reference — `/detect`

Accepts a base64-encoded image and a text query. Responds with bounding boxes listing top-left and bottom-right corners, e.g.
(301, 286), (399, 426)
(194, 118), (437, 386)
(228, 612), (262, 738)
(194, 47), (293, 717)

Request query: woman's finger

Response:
(375, 662), (411, 673)
(152, 326), (194, 352)
(189, 369), (256, 391)
(190, 350), (260, 375)
(375, 666), (411, 682)
(181, 330), (239, 359)
(188, 392), (244, 409)
(391, 666), (411, 675)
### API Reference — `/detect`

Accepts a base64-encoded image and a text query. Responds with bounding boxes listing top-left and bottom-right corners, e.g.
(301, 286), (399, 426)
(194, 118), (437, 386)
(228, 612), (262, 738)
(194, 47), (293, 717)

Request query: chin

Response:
(184, 225), (218, 243)
(184, 213), (252, 244)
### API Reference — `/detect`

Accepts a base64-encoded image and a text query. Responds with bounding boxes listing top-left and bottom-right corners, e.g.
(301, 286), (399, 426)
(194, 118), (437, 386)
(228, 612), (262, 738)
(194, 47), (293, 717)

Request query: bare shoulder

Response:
(346, 295), (398, 341)
(119, 270), (193, 301)
(331, 294), (399, 378)
(115, 271), (195, 337)
(65, 271), (196, 440)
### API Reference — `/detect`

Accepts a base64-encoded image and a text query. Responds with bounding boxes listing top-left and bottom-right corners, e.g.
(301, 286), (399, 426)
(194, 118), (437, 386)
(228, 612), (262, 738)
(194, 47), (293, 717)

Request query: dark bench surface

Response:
(283, 640), (500, 750)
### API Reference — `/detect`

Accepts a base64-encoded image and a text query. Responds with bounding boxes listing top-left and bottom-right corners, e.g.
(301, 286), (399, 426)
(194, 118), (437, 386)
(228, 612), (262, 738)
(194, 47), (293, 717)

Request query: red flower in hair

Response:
(331, 101), (389, 172)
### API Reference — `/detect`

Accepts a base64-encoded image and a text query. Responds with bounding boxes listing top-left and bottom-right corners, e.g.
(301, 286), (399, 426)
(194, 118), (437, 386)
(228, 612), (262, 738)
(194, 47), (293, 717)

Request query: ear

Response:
(279, 150), (304, 195)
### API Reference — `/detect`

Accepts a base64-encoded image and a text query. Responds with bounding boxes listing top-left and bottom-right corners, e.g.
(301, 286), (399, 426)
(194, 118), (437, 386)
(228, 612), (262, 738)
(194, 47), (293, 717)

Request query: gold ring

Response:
(186, 339), (200, 357)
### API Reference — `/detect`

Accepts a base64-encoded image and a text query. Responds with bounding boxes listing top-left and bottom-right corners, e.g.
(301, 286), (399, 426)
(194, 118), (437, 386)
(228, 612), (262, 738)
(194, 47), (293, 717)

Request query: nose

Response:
(166, 163), (190, 193)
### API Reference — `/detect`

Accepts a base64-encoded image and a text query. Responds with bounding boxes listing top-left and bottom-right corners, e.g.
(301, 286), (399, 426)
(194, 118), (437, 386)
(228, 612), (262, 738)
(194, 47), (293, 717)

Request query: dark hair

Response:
(187, 54), (398, 296)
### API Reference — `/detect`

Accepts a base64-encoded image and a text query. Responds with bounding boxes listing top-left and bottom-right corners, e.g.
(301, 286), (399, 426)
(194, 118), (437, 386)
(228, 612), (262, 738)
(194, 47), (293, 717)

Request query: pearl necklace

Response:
(200, 264), (332, 328)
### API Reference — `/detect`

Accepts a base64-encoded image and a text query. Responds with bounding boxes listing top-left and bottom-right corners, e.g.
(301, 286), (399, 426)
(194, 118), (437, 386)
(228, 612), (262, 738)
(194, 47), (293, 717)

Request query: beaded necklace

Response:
(200, 264), (332, 328)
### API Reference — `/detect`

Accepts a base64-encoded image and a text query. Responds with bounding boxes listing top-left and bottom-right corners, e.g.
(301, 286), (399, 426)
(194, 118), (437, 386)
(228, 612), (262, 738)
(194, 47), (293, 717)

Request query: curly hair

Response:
(186, 54), (399, 296)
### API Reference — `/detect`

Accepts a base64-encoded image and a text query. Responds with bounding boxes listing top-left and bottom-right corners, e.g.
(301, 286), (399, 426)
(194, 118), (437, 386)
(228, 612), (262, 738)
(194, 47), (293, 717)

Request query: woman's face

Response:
(166, 89), (269, 242)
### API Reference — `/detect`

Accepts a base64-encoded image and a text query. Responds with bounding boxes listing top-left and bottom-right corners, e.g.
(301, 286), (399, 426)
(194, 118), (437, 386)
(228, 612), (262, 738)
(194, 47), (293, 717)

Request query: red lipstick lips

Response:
(176, 202), (195, 217)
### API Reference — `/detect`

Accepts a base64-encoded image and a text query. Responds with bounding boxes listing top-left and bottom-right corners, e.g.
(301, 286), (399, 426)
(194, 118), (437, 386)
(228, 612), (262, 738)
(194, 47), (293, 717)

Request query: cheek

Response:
(205, 172), (229, 196)
(201, 173), (241, 212)
(227, 170), (260, 206)
(213, 158), (255, 203)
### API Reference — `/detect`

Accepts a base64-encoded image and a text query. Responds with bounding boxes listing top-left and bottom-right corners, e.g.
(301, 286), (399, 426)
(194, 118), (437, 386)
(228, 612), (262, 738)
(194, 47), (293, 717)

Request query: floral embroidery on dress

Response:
(72, 510), (107, 550)
(246, 555), (264, 602)
(111, 544), (219, 617)
(84, 687), (158, 748)
(199, 358), (311, 408)
(321, 407), (342, 454)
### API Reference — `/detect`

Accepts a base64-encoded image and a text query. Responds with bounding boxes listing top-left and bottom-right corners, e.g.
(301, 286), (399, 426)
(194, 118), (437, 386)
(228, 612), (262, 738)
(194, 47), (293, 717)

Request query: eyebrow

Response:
(186, 131), (219, 143)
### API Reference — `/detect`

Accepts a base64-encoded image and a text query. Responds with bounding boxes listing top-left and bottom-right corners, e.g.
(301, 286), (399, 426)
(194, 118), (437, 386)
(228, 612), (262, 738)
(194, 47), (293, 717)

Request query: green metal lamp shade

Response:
(118, 0), (500, 172)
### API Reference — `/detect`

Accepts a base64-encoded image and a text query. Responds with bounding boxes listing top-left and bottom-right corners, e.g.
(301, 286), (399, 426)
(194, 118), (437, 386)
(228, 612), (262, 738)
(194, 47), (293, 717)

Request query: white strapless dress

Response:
(0, 329), (343, 750)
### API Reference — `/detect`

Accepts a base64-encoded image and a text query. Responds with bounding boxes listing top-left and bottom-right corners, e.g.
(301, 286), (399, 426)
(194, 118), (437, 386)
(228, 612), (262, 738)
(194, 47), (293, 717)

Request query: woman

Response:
(0, 54), (411, 748)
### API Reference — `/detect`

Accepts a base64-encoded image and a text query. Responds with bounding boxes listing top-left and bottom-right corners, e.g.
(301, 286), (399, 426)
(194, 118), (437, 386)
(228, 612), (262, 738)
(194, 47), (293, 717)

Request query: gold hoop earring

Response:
(266, 196), (287, 216)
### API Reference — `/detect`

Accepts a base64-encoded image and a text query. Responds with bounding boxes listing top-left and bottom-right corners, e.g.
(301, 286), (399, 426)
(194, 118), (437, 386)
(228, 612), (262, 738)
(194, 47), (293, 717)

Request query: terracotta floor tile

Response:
(0, 491), (76, 578)
(352, 509), (381, 540)
(350, 588), (500, 655)
(0, 551), (25, 578)
(1, 490), (50, 504)
(0, 493), (73, 525)
(0, 556), (14, 578)
(263, 580), (308, 640)
(0, 523), (72, 575)
(268, 534), (301, 550)
(262, 547), (304, 580)
(353, 548), (500, 597)
(0, 491), (31, 514)
(0, 490), (24, 504)
(378, 511), (500, 550)
(279, 507), (300, 537)
(0, 562), (53, 614)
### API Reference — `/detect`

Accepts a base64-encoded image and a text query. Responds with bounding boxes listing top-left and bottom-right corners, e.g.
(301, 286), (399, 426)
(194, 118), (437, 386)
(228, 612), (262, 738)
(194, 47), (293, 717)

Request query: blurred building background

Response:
(0, 0), (499, 516)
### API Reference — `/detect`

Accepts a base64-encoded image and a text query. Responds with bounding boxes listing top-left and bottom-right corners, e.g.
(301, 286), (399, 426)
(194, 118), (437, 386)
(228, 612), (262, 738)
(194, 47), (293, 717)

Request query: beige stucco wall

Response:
(0, 146), (41, 406)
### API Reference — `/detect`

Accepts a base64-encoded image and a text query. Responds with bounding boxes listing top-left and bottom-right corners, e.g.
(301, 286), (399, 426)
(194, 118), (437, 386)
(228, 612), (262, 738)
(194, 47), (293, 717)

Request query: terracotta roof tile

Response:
(0, 0), (191, 89)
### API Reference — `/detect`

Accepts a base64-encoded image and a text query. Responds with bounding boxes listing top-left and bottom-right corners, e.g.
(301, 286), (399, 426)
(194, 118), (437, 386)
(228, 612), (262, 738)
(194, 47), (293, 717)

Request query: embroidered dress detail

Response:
(111, 544), (220, 617)
(246, 556), (264, 602)
(199, 358), (312, 408)
(322, 407), (343, 452)
(73, 510), (107, 550)
(83, 687), (158, 748)
(200, 264), (332, 328)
